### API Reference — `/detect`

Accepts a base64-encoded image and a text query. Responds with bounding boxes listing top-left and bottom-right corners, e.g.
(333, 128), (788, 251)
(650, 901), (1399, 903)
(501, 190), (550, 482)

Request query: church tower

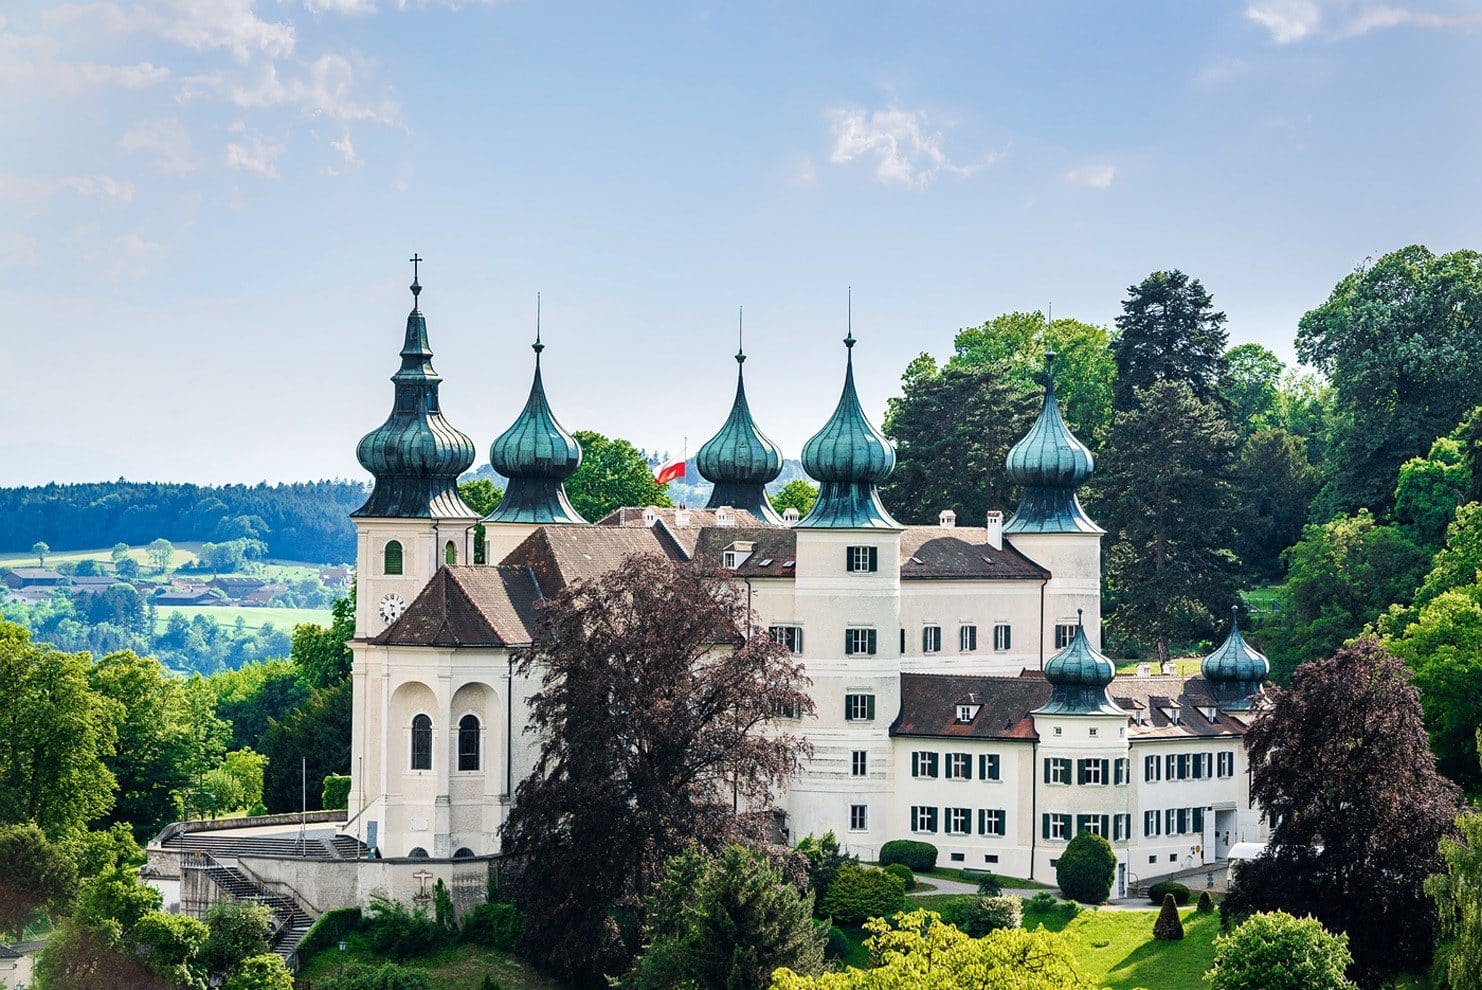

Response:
(351, 259), (479, 638)
(696, 315), (784, 523)
(1003, 351), (1104, 653)
(481, 312), (587, 563)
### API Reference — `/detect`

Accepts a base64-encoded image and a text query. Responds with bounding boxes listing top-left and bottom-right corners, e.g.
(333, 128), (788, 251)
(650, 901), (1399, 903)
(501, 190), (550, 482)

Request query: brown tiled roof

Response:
(372, 565), (541, 647)
(691, 527), (799, 577)
(900, 527), (1050, 580)
(893, 671), (1253, 741)
(501, 525), (687, 590)
(595, 506), (771, 529)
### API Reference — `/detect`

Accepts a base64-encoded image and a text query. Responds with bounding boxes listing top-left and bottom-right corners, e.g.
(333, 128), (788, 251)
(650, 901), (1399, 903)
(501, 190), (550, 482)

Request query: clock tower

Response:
(350, 258), (480, 639)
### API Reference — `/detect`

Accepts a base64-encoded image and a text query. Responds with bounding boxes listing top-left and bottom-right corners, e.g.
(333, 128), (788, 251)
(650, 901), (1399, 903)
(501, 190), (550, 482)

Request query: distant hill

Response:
(0, 480), (365, 563)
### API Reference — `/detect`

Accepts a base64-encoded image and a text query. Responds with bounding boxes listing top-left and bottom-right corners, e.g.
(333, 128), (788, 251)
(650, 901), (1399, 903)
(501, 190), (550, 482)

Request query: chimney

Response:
(1136, 662), (1150, 677)
(675, 508), (691, 528)
(642, 507), (659, 527)
(782, 507), (800, 524)
(985, 510), (1003, 550)
(1160, 660), (1175, 676)
(716, 506), (735, 527)
(939, 509), (957, 528)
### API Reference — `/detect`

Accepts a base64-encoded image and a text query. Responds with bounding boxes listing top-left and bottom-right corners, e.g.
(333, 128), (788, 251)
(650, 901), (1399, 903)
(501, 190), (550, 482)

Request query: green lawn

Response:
(1114, 657), (1203, 676)
(0, 542), (336, 582)
(154, 603), (332, 632)
(912, 866), (1051, 889)
(297, 938), (561, 990)
(1241, 585), (1281, 613)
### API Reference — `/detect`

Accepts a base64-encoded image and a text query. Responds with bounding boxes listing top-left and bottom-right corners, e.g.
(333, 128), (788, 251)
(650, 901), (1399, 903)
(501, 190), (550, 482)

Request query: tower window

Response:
(844, 628), (877, 656)
(849, 805), (868, 831)
(1054, 623), (1078, 649)
(993, 623), (1011, 651)
(410, 713), (432, 771)
(457, 714), (480, 772)
(384, 540), (404, 576)
(846, 545), (878, 573)
(922, 625), (942, 653)
(960, 624), (978, 652)
(445, 540), (457, 566)
(851, 750), (868, 776)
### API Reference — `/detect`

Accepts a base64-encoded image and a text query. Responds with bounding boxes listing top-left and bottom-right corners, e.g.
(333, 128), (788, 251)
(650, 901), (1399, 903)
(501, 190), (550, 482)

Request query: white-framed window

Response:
(849, 804), (868, 831)
(851, 750), (868, 777)
(979, 808), (1007, 836)
(956, 704), (979, 724)
(845, 694), (875, 721)
(1218, 751), (1235, 777)
(978, 754), (1001, 781)
(722, 549), (743, 569)
(1045, 757), (1071, 785)
(1114, 814), (1131, 842)
(1144, 753), (1160, 781)
(993, 623), (1011, 651)
(922, 625), (942, 653)
(1144, 810), (1161, 837)
(911, 751), (940, 778)
(945, 753), (972, 780)
(769, 625), (803, 654)
(1054, 623), (1078, 649)
(1114, 758), (1130, 786)
(1043, 813), (1071, 841)
(847, 545), (878, 573)
(844, 628), (877, 656)
(946, 807), (972, 835)
(911, 806), (938, 833)
(1089, 727), (1099, 737)
(1077, 814), (1109, 837)
(1053, 726), (1062, 736)
(960, 624), (978, 652)
(1078, 758), (1109, 786)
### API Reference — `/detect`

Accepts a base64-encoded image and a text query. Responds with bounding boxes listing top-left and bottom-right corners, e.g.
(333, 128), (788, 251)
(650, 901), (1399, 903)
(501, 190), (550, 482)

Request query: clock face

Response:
(379, 593), (407, 623)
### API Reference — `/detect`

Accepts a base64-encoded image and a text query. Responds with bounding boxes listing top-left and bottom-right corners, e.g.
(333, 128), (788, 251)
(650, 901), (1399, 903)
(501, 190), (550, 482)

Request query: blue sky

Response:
(3, 0), (1481, 486)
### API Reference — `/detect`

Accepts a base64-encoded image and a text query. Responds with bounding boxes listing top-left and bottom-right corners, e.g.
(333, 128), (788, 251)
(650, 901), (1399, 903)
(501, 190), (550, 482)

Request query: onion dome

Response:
(1033, 609), (1124, 716)
(698, 322), (784, 523)
(1201, 606), (1270, 710)
(484, 312), (587, 525)
(797, 328), (901, 529)
(1004, 352), (1102, 535)
(353, 261), (478, 519)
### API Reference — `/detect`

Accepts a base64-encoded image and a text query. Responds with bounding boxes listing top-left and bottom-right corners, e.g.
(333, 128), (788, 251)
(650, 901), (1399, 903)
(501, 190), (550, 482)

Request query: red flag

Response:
(655, 456), (686, 485)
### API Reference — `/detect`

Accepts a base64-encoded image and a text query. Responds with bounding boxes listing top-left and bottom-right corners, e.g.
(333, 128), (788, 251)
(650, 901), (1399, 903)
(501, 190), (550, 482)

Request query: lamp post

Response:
(338, 939), (347, 977)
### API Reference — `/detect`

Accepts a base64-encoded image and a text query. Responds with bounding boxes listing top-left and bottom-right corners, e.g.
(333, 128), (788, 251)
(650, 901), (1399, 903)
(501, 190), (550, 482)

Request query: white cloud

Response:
(1063, 164), (1116, 189)
(44, 1), (295, 62)
(320, 129), (363, 175)
(225, 125), (286, 178)
(827, 105), (996, 190)
(0, 15), (169, 92)
(1245, 1), (1482, 43)
(119, 118), (199, 176)
(0, 172), (136, 205)
(0, 233), (39, 266)
(306, 0), (377, 13)
(225, 54), (401, 124)
(99, 232), (167, 280)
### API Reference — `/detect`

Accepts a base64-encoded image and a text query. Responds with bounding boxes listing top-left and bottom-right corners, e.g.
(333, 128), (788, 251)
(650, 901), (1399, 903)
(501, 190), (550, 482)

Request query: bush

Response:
(321, 962), (432, 990)
(224, 953), (294, 990)
(362, 896), (452, 961)
(296, 907), (362, 966)
(1206, 911), (1356, 990)
(1148, 881), (1191, 905)
(1055, 832), (1116, 903)
(976, 872), (1002, 897)
(956, 896), (1022, 937)
(202, 901), (274, 974)
(1153, 894), (1185, 941)
(823, 924), (851, 961)
(882, 863), (914, 888)
(879, 840), (937, 873)
(461, 902), (524, 952)
(1197, 890), (1215, 914)
(817, 865), (906, 926)
(1057, 900), (1082, 920)
(795, 832), (856, 906)
(322, 774), (351, 810)
(1026, 891), (1057, 914)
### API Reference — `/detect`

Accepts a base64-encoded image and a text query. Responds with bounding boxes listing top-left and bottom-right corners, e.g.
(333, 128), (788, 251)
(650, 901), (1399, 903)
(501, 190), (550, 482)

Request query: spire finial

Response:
(844, 286), (855, 349)
(1076, 606), (1084, 628)
(409, 253), (422, 304)
(736, 305), (745, 364)
(533, 292), (544, 356)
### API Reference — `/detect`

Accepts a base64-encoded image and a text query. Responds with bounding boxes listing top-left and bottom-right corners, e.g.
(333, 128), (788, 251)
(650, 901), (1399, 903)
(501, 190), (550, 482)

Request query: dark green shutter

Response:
(1076, 759), (1086, 785)
(844, 547), (853, 570)
(867, 546), (878, 572)
(962, 754), (973, 780)
(867, 629), (877, 655)
(1043, 759), (1051, 783)
(1101, 759), (1110, 783)
(866, 695), (876, 720)
(844, 631), (854, 655)
(1042, 813), (1050, 839)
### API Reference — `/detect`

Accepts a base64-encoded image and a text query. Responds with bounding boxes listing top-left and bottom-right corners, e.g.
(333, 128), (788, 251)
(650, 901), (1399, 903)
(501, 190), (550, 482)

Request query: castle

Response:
(344, 268), (1270, 894)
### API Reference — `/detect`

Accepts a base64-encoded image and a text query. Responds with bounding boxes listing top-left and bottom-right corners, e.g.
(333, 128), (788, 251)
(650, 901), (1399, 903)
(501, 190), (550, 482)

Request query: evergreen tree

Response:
(1112, 270), (1229, 410)
(260, 679), (351, 814)
(880, 362), (1037, 525)
(1099, 381), (1241, 661)
(1233, 428), (1321, 580)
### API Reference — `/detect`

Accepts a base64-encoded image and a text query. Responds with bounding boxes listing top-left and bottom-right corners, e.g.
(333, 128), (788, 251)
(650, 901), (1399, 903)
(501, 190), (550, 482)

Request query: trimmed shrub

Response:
(879, 840), (937, 873)
(823, 924), (851, 961)
(1197, 890), (1215, 914)
(202, 901), (274, 974)
(1148, 881), (1191, 906)
(1027, 892), (1058, 914)
(321, 775), (351, 811)
(461, 902), (524, 952)
(956, 896), (1022, 936)
(321, 962), (431, 990)
(1153, 894), (1185, 941)
(976, 872), (1002, 897)
(295, 907), (362, 966)
(817, 865), (907, 926)
(1055, 832), (1116, 903)
(1207, 912), (1355, 990)
(882, 863), (914, 888)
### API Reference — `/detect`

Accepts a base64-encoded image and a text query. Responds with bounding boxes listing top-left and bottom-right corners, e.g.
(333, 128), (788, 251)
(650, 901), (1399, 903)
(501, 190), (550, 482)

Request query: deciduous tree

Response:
(289, 594), (355, 688)
(261, 679), (351, 814)
(1222, 342), (1285, 439)
(1226, 639), (1462, 987)
(1233, 428), (1321, 580)
(33, 541), (49, 567)
(567, 431), (673, 522)
(768, 480), (818, 519)
(0, 823), (78, 940)
(147, 538), (175, 574)
(1385, 584), (1482, 789)
(500, 554), (812, 986)
(1206, 912), (1356, 990)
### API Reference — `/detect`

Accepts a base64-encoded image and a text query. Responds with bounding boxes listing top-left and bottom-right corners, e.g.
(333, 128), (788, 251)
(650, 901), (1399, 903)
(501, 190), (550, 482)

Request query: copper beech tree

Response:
(498, 553), (813, 987)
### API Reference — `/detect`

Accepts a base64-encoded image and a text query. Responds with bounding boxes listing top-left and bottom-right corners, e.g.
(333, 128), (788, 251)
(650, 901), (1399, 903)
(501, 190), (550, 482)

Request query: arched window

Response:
(384, 540), (404, 576)
(407, 847), (429, 859)
(453, 846), (476, 859)
(457, 714), (480, 771)
(444, 540), (457, 566)
(410, 713), (432, 770)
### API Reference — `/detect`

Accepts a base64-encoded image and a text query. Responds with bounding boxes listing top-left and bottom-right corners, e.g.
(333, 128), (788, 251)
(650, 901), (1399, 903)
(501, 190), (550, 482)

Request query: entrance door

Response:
(1117, 862), (1127, 899)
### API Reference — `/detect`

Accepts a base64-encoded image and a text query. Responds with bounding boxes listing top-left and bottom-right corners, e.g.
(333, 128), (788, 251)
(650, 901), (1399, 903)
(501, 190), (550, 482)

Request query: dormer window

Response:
(956, 704), (980, 724)
(1198, 706), (1219, 722)
(642, 507), (659, 527)
(1160, 706), (1182, 725)
(721, 541), (755, 570)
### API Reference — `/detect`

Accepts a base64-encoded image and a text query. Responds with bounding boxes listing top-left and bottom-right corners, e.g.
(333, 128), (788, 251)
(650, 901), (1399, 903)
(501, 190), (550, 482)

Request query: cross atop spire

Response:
(409, 253), (422, 304)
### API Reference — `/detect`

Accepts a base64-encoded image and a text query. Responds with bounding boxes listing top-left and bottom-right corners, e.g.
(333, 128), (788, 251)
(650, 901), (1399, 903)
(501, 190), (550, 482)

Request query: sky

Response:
(3, 0), (1481, 486)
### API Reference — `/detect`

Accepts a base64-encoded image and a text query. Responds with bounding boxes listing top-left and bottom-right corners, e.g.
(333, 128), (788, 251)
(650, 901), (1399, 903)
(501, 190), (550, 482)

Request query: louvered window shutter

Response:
(1043, 760), (1051, 783)
(1042, 813), (1050, 839)
(866, 629), (877, 655)
(1101, 758), (1110, 782)
(844, 547), (854, 570)
(868, 546), (878, 572)
(1076, 759), (1086, 785)
(866, 695), (876, 720)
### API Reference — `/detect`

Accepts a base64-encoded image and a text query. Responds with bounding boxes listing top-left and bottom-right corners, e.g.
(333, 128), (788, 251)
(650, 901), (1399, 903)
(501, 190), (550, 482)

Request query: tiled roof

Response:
(893, 671), (1254, 742)
(501, 524), (687, 589)
(900, 527), (1050, 580)
(7, 568), (63, 580)
(691, 527), (799, 576)
(372, 565), (541, 647)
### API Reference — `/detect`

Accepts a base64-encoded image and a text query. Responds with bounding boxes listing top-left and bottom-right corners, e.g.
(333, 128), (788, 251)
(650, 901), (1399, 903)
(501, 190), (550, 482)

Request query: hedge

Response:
(321, 775), (351, 811)
(879, 840), (938, 872)
(882, 863), (914, 887)
(1148, 881), (1191, 906)
(461, 902), (524, 952)
(818, 865), (907, 925)
(295, 907), (362, 965)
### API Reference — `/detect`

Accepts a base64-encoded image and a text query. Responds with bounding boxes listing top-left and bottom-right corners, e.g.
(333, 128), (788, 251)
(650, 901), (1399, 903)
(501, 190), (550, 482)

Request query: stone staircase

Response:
(198, 857), (316, 962)
(167, 830), (370, 860)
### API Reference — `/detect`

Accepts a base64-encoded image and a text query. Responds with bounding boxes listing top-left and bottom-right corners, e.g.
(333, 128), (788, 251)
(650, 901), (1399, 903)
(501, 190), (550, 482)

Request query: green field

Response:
(1114, 657), (1203, 676)
(0, 542), (338, 582)
(153, 604), (332, 632)
(297, 939), (559, 990)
